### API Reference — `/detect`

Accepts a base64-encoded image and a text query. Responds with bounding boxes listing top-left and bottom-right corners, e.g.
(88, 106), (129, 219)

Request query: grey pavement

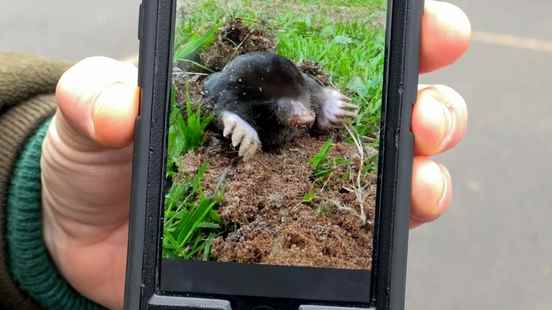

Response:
(1, 1), (551, 309)
(0, 1), (140, 61)
(411, 1), (552, 309)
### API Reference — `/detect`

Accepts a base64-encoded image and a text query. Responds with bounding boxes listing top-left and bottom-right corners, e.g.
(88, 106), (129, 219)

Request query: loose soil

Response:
(201, 18), (276, 71)
(177, 134), (376, 270)
(298, 61), (332, 87)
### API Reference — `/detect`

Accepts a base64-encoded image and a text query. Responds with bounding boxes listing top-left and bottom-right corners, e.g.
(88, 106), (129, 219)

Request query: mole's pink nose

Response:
(289, 111), (316, 128)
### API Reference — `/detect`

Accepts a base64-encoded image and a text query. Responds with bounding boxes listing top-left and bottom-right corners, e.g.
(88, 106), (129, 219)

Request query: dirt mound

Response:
(298, 61), (331, 87)
(201, 18), (276, 71)
(178, 134), (376, 270)
(212, 203), (373, 269)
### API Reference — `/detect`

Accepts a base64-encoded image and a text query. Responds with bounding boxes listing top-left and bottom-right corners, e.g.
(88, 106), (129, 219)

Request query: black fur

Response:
(203, 52), (325, 149)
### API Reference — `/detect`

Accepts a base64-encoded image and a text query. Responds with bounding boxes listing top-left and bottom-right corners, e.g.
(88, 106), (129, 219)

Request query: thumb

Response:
(55, 57), (139, 148)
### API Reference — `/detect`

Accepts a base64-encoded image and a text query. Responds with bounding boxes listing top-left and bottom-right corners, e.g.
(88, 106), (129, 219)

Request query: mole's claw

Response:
(223, 124), (234, 138)
(232, 128), (246, 147)
(343, 102), (360, 111)
(239, 136), (253, 157)
(317, 88), (360, 130)
(341, 95), (352, 103)
(242, 141), (260, 161)
(336, 110), (359, 119)
(223, 114), (237, 137)
(221, 111), (261, 159)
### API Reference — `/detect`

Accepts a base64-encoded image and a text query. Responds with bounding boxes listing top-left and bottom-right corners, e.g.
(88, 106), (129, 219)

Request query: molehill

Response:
(172, 18), (377, 270)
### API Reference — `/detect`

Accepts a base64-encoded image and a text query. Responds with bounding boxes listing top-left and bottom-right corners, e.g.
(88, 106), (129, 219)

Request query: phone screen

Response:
(160, 0), (387, 302)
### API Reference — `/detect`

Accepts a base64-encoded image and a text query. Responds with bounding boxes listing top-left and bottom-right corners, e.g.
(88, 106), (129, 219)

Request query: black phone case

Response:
(124, 1), (423, 309)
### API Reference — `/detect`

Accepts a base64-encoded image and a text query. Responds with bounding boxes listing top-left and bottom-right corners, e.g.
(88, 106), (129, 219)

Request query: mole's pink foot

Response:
(316, 88), (359, 130)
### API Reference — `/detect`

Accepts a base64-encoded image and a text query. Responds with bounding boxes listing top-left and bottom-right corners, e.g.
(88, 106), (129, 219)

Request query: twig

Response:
(319, 170), (335, 193)
(231, 31), (253, 58)
(179, 58), (215, 73)
(214, 168), (230, 194)
(345, 124), (367, 225)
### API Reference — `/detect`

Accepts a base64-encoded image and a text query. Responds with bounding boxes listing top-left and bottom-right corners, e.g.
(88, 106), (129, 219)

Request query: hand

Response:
(410, 0), (471, 228)
(41, 1), (470, 308)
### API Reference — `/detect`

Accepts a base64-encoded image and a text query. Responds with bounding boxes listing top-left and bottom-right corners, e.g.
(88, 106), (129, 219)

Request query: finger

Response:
(420, 0), (471, 73)
(410, 157), (452, 228)
(56, 57), (139, 149)
(412, 85), (468, 156)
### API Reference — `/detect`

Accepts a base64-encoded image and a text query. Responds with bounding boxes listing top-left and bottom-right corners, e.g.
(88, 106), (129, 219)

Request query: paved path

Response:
(2, 1), (551, 309)
(410, 1), (552, 309)
(0, 1), (140, 61)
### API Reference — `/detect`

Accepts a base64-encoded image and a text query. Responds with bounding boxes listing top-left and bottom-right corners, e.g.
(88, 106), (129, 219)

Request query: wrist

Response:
(42, 202), (127, 310)
(6, 119), (103, 309)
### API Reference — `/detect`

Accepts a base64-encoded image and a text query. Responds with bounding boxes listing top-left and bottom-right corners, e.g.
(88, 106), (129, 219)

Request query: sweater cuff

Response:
(6, 119), (103, 310)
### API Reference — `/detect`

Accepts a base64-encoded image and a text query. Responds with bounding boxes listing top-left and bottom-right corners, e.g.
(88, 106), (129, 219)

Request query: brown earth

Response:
(201, 18), (276, 71)
(298, 60), (332, 87)
(177, 133), (377, 270)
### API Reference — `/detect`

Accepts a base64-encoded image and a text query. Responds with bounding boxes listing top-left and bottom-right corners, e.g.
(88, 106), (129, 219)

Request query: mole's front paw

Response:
(222, 112), (262, 161)
(316, 88), (359, 130)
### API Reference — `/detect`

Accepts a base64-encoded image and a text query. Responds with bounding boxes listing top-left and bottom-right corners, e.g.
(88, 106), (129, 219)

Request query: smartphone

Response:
(125, 0), (421, 309)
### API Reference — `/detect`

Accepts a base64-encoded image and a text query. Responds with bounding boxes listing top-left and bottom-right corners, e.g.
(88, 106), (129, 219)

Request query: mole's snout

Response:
(278, 99), (316, 128)
(289, 110), (316, 128)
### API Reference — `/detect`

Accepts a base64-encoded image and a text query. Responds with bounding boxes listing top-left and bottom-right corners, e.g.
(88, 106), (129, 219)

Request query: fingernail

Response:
(92, 81), (138, 148)
(436, 163), (451, 210)
(437, 96), (456, 151)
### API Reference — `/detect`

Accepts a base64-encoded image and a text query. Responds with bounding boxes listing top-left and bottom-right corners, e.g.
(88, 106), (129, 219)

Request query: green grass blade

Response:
(174, 26), (217, 62)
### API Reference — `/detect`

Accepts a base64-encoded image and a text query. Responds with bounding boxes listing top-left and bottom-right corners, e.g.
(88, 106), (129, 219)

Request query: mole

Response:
(202, 52), (358, 160)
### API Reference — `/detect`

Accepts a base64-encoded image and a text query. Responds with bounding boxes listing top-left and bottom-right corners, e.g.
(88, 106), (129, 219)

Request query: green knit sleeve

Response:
(6, 119), (104, 310)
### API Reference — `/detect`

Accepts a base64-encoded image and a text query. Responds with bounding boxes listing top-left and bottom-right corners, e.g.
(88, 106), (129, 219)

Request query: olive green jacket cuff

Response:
(0, 52), (66, 309)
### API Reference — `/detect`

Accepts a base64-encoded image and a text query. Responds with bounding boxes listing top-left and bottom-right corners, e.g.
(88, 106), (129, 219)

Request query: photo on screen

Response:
(162, 0), (387, 272)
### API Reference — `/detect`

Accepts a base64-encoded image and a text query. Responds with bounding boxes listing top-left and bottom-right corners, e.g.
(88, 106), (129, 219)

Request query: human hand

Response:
(40, 1), (470, 308)
(410, 0), (471, 228)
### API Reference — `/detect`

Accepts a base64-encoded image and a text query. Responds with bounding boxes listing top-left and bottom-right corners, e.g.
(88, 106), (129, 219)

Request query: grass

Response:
(166, 86), (212, 177)
(164, 85), (221, 260)
(275, 13), (385, 138)
(165, 0), (387, 259)
(163, 163), (224, 260)
(309, 139), (334, 180)
(174, 26), (218, 62)
(306, 126), (375, 226)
